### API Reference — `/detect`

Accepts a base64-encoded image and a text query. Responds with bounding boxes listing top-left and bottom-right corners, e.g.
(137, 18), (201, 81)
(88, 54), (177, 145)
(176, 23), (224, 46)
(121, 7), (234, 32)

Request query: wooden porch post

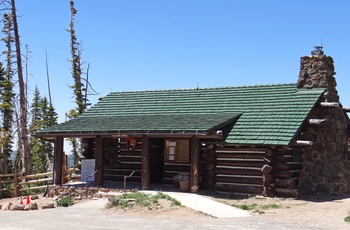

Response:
(53, 136), (64, 185)
(94, 135), (104, 187)
(141, 135), (150, 189)
(190, 136), (200, 193)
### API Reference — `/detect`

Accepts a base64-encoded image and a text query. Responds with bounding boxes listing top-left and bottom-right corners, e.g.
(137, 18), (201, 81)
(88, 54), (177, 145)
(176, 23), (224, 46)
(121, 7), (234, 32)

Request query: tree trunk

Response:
(12, 0), (29, 175)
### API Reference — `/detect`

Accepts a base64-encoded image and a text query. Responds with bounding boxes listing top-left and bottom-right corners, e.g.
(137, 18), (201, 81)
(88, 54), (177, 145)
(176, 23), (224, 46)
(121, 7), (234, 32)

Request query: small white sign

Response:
(81, 159), (95, 182)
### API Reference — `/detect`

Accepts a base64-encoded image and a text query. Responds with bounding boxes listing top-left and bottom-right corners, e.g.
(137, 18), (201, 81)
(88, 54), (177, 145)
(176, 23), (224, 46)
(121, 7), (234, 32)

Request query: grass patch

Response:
(261, 203), (282, 209)
(112, 192), (181, 210)
(344, 213), (350, 222)
(232, 202), (282, 214)
(232, 203), (258, 211)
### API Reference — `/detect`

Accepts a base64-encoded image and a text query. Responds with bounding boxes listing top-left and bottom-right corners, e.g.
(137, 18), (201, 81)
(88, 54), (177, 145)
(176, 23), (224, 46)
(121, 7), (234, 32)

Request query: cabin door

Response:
(150, 138), (164, 183)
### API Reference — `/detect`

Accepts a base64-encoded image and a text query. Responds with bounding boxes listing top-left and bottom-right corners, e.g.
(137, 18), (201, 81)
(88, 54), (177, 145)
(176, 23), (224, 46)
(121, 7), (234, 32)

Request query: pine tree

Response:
(29, 87), (57, 173)
(0, 12), (15, 174)
(66, 0), (89, 166)
(68, 0), (87, 115)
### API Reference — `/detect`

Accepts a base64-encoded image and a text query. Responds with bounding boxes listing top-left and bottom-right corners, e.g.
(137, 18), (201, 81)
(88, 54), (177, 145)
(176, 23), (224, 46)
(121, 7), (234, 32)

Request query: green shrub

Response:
(344, 214), (350, 222)
(56, 196), (74, 207)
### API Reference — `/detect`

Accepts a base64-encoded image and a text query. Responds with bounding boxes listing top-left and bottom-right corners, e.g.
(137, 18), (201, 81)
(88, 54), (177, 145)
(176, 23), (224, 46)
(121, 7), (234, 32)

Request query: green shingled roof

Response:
(37, 83), (324, 146)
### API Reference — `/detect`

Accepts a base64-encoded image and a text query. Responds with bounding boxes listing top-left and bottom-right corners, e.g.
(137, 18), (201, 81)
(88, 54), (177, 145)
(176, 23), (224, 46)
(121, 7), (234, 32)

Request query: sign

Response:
(81, 159), (95, 182)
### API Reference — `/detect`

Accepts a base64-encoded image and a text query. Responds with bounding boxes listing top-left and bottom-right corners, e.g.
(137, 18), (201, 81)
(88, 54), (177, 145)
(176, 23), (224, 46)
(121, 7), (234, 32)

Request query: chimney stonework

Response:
(297, 54), (338, 102)
(297, 53), (350, 195)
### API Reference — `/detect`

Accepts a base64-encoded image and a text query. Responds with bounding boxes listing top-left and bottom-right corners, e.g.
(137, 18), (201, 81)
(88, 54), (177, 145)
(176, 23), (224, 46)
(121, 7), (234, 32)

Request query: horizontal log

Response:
(275, 179), (297, 189)
(20, 177), (52, 184)
(215, 148), (266, 153)
(216, 167), (262, 176)
(216, 152), (265, 159)
(273, 154), (285, 162)
(0, 180), (14, 185)
(120, 146), (142, 153)
(216, 183), (263, 195)
(118, 157), (142, 163)
(292, 140), (313, 146)
(104, 162), (141, 170)
(217, 159), (264, 168)
(275, 188), (299, 198)
(164, 164), (191, 172)
(343, 107), (350, 112)
(104, 164), (141, 170)
(216, 176), (263, 185)
(274, 170), (292, 179)
(286, 162), (302, 170)
(18, 172), (52, 180)
(0, 173), (15, 178)
(308, 119), (327, 125)
(272, 162), (288, 171)
(19, 185), (48, 192)
(104, 175), (141, 182)
(320, 102), (339, 108)
(118, 152), (142, 157)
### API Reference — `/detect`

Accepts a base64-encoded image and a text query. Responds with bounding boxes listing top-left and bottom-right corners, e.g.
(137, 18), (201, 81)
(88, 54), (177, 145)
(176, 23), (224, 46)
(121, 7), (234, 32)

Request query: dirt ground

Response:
(203, 193), (350, 229)
(1, 193), (350, 229)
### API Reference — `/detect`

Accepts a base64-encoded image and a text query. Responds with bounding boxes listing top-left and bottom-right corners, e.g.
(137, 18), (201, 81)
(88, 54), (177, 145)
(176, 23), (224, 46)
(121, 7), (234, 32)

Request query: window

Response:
(165, 139), (190, 163)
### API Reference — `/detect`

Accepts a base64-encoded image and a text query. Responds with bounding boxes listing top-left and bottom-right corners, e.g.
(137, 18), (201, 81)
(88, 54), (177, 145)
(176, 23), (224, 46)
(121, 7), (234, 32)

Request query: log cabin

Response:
(36, 48), (350, 197)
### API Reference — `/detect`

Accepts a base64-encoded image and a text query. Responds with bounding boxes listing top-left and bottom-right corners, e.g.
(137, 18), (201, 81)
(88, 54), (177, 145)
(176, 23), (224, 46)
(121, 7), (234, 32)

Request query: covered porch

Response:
(50, 133), (223, 193)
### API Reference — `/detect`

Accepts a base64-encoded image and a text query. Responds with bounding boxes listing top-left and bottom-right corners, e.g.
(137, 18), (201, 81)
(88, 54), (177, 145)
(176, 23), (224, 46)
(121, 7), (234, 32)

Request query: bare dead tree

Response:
(11, 0), (29, 175)
(45, 50), (52, 106)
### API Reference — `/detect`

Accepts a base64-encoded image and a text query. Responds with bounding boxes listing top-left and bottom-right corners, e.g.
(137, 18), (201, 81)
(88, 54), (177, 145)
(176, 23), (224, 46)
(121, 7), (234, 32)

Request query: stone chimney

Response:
(297, 46), (339, 102)
(297, 47), (350, 195)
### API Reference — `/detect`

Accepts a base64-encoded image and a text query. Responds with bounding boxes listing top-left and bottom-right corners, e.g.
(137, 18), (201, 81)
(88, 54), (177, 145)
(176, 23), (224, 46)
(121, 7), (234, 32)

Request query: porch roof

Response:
(36, 83), (324, 146)
(36, 113), (241, 136)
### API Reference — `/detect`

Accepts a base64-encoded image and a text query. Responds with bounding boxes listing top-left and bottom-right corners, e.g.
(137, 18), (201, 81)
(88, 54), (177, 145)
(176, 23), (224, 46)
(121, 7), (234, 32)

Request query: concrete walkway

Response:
(144, 190), (250, 218)
(67, 181), (251, 218)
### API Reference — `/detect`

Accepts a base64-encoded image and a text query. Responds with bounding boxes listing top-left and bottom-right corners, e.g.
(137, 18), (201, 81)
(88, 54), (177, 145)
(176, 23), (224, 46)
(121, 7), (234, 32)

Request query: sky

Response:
(5, 0), (350, 125)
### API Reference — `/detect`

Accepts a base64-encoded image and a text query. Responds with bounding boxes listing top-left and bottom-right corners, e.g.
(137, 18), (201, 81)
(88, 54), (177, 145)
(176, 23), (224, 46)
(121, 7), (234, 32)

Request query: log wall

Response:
(273, 148), (302, 197)
(214, 147), (265, 195)
(104, 138), (142, 182)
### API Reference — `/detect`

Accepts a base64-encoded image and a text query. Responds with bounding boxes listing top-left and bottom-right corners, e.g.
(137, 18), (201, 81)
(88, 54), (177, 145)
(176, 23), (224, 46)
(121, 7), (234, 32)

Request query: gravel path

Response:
(0, 199), (327, 230)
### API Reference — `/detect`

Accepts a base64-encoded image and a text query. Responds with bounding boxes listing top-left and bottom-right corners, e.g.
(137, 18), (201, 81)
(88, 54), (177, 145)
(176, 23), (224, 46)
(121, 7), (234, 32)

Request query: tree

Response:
(29, 87), (57, 173)
(66, 0), (89, 166)
(10, 0), (29, 175)
(0, 62), (14, 173)
(0, 11), (15, 174)
(68, 0), (87, 115)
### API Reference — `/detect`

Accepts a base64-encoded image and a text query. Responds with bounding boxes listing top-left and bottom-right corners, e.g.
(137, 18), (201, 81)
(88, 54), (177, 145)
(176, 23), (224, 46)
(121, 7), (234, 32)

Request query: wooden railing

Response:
(0, 171), (53, 197)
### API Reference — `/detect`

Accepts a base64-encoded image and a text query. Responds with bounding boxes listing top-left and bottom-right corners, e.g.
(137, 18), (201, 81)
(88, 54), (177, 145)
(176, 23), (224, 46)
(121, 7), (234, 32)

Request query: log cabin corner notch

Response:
(35, 48), (350, 197)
